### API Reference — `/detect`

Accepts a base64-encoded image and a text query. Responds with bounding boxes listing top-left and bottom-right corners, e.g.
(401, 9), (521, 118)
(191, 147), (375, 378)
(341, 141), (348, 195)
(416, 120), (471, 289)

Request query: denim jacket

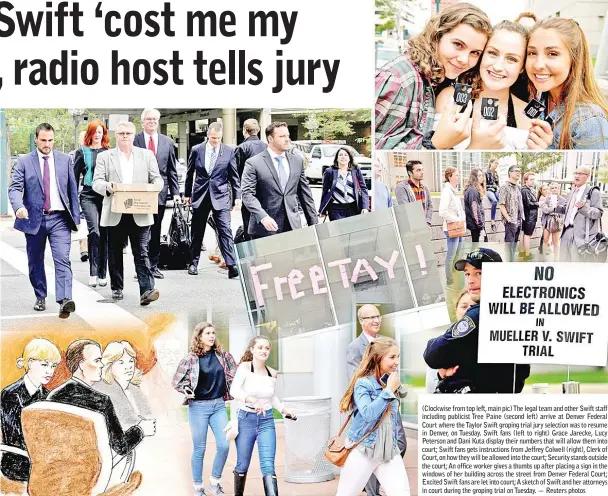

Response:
(346, 376), (400, 449)
(541, 95), (608, 149)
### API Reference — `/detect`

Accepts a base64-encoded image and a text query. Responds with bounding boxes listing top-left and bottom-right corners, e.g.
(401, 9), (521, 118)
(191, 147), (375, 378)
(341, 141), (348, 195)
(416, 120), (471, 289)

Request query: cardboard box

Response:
(111, 183), (162, 214)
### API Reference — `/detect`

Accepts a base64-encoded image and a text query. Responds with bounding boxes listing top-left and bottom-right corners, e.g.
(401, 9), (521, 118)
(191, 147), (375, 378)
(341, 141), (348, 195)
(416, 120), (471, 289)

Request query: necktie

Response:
(207, 147), (217, 174)
(275, 156), (288, 191)
(148, 136), (156, 155)
(43, 155), (51, 211)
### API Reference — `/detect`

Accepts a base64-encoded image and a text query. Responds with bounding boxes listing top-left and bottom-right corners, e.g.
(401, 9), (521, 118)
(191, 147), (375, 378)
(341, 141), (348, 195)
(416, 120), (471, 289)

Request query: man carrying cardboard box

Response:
(93, 121), (164, 305)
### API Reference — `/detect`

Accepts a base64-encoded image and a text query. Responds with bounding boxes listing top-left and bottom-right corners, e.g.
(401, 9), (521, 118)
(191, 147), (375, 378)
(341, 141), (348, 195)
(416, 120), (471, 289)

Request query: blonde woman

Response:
(0, 338), (61, 482)
(541, 182), (567, 261)
(93, 341), (153, 430)
(336, 337), (410, 496)
(439, 167), (465, 286)
(172, 323), (237, 496)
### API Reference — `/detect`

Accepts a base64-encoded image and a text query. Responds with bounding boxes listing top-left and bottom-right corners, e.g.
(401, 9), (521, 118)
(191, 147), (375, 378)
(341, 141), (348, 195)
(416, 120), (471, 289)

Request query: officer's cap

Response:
(454, 248), (502, 271)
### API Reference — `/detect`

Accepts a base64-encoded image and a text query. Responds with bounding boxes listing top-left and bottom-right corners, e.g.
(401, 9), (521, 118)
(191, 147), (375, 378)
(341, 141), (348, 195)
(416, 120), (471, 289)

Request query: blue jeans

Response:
(235, 409), (277, 476)
(188, 399), (229, 484)
(444, 232), (462, 286)
(486, 190), (499, 221)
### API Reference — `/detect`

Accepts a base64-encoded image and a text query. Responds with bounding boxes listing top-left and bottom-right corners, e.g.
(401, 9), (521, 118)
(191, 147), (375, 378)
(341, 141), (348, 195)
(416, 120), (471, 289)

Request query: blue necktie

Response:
(275, 156), (288, 191)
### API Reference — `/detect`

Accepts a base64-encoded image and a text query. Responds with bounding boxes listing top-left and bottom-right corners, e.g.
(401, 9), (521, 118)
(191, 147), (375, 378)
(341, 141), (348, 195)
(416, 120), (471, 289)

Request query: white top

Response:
(433, 114), (529, 151)
(205, 142), (220, 173)
(268, 149), (290, 178)
(565, 186), (586, 227)
(439, 182), (465, 231)
(23, 373), (42, 396)
(144, 132), (158, 154)
(37, 150), (64, 210)
(229, 363), (284, 413)
(119, 151), (134, 184)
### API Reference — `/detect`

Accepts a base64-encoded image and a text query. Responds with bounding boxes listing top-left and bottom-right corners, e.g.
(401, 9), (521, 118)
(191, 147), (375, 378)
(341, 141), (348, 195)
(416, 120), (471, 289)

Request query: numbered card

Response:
(453, 83), (472, 106)
(523, 99), (546, 119)
(481, 97), (499, 121)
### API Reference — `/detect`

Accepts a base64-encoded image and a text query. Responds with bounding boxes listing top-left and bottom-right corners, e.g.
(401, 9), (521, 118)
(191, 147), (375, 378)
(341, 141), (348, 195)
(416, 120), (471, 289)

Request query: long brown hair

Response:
(339, 337), (398, 413)
(239, 336), (271, 364)
(528, 18), (608, 149)
(408, 3), (492, 86)
(467, 168), (486, 196)
(190, 322), (224, 356)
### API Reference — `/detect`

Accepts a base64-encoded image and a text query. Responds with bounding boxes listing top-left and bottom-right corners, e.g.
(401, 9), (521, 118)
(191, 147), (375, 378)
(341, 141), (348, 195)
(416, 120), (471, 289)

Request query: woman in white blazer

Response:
(439, 167), (465, 287)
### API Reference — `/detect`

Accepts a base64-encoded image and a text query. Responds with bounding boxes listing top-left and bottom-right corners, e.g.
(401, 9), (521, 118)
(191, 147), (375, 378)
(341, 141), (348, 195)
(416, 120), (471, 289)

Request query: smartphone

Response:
(284, 413), (298, 421)
(481, 97), (499, 121)
(184, 386), (194, 397)
(380, 373), (390, 385)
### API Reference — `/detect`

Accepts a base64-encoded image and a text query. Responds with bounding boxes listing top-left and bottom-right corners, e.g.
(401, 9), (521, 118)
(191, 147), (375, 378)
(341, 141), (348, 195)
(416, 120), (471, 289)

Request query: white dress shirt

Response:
(37, 150), (64, 211)
(566, 186), (586, 227)
(205, 143), (220, 173)
(119, 151), (135, 185)
(144, 132), (158, 154)
(268, 149), (290, 180)
(23, 373), (42, 396)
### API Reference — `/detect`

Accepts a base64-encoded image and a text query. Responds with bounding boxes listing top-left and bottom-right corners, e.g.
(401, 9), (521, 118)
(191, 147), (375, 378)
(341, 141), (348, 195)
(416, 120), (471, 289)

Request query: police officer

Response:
(423, 248), (530, 393)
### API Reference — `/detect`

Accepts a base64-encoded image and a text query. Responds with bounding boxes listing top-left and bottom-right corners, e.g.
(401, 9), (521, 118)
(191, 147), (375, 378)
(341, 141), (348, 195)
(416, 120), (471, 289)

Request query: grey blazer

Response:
(553, 184), (603, 247)
(92, 147), (163, 227)
(93, 380), (152, 431)
(241, 149), (318, 237)
(395, 180), (433, 225)
(346, 333), (371, 379)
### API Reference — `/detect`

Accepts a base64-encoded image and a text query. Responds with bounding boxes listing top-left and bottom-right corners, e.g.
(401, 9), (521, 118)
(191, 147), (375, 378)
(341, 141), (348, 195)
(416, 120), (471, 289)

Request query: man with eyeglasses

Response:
(544, 166), (603, 262)
(134, 109), (179, 279)
(498, 165), (524, 262)
(93, 121), (164, 305)
(346, 304), (407, 496)
(424, 248), (530, 393)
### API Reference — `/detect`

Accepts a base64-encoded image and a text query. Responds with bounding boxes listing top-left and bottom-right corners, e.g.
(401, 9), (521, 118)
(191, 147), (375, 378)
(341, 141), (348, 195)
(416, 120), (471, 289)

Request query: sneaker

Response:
(98, 278), (107, 287)
(208, 483), (224, 496)
(193, 487), (206, 496)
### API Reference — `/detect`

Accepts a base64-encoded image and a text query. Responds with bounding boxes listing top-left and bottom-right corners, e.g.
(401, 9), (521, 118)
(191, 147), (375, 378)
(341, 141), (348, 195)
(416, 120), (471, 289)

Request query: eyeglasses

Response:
(574, 172), (589, 176)
(511, 169), (521, 173)
(361, 315), (382, 321)
(144, 118), (159, 122)
(116, 132), (133, 137)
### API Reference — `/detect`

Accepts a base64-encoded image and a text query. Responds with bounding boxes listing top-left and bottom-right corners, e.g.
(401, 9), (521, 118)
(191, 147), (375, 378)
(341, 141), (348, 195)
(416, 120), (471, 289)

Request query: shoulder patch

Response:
(451, 315), (476, 338)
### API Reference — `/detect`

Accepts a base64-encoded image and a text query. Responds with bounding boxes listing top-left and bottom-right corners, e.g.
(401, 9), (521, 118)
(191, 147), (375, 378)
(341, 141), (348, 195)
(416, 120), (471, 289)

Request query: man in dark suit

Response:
(47, 339), (156, 460)
(8, 123), (80, 318)
(241, 121), (317, 239)
(235, 118), (268, 242)
(184, 121), (241, 279)
(134, 108), (179, 279)
(346, 305), (408, 496)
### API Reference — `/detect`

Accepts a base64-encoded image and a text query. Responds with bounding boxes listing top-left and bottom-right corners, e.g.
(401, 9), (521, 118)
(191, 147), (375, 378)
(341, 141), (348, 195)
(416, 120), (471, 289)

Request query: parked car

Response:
(304, 144), (372, 189)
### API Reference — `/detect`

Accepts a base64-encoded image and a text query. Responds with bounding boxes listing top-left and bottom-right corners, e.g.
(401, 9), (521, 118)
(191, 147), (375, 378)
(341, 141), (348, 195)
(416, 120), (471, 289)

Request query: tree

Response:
(298, 109), (371, 141)
(598, 153), (608, 185)
(484, 152), (565, 175)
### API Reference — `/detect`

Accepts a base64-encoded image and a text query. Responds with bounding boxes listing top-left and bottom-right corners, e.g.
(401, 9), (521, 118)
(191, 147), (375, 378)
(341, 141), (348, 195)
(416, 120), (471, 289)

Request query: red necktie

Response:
(43, 155), (51, 211)
(148, 136), (156, 155)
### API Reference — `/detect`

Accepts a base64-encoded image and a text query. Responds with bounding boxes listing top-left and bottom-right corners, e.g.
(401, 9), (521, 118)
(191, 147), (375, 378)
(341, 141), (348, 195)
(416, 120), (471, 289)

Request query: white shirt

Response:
(144, 132), (158, 155)
(268, 149), (290, 180)
(439, 182), (465, 231)
(23, 374), (42, 396)
(205, 142), (220, 173)
(37, 150), (64, 211)
(230, 364), (284, 414)
(565, 186), (586, 227)
(119, 151), (135, 185)
(363, 331), (376, 344)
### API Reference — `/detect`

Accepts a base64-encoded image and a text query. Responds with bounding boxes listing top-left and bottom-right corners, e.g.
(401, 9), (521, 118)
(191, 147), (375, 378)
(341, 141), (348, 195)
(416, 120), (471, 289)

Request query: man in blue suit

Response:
(185, 121), (241, 279)
(134, 108), (179, 279)
(8, 123), (80, 318)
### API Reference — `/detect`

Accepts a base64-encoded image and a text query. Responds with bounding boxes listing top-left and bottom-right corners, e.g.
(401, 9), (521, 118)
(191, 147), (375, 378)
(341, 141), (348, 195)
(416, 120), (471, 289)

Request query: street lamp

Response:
(68, 108), (84, 150)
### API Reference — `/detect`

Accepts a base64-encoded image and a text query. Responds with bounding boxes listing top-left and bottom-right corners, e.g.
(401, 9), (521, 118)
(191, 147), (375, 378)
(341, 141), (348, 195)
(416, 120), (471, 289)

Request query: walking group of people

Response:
(1, 338), (156, 489)
(376, 3), (608, 150)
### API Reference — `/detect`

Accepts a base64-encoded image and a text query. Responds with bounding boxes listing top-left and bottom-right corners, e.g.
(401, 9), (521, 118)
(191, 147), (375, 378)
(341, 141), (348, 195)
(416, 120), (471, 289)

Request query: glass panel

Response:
(393, 202), (445, 307)
(315, 208), (415, 323)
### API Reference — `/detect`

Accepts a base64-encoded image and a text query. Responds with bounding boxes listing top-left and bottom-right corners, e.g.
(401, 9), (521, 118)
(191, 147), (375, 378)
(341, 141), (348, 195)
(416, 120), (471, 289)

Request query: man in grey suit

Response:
(346, 304), (408, 496)
(548, 166), (603, 262)
(395, 160), (432, 226)
(134, 108), (180, 279)
(93, 121), (164, 305)
(241, 121), (318, 239)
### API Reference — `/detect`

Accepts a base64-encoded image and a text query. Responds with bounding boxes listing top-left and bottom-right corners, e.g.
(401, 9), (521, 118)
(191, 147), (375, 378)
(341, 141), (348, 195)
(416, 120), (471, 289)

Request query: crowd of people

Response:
(376, 4), (608, 150)
(7, 113), (371, 318)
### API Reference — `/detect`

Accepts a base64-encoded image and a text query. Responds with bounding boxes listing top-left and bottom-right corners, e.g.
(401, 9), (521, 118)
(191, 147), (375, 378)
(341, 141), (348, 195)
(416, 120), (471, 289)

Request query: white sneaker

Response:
(98, 278), (107, 287)
(89, 276), (97, 287)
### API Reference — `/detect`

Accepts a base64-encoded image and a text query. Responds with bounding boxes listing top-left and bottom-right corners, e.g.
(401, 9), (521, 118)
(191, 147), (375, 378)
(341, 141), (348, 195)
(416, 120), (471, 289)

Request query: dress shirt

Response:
(205, 142), (220, 172)
(268, 149), (290, 180)
(37, 150), (64, 210)
(23, 374), (42, 396)
(363, 332), (376, 344)
(566, 186), (586, 227)
(119, 151), (135, 185)
(144, 132), (158, 154)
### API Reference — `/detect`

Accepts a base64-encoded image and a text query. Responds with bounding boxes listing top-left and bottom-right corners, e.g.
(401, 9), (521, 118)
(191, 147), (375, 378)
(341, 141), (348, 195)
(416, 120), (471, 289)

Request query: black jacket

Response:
(0, 378), (49, 481)
(235, 136), (268, 178)
(47, 379), (144, 456)
(463, 186), (484, 231)
(521, 185), (539, 219)
(486, 170), (499, 192)
(134, 133), (179, 205)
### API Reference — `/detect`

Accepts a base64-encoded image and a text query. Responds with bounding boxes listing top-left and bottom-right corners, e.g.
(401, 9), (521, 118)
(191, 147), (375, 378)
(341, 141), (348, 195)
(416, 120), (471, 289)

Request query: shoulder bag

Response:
(446, 186), (465, 238)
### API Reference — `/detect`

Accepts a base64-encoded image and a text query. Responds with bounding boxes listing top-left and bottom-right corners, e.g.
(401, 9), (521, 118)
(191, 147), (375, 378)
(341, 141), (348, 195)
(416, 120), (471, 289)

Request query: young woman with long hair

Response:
(540, 182), (567, 261)
(172, 323), (237, 496)
(526, 18), (608, 149)
(318, 147), (369, 220)
(375, 3), (492, 150)
(485, 158), (500, 230)
(73, 119), (111, 287)
(229, 336), (295, 496)
(521, 172), (539, 261)
(464, 168), (486, 243)
(336, 337), (409, 496)
(435, 21), (553, 150)
(439, 167), (465, 287)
